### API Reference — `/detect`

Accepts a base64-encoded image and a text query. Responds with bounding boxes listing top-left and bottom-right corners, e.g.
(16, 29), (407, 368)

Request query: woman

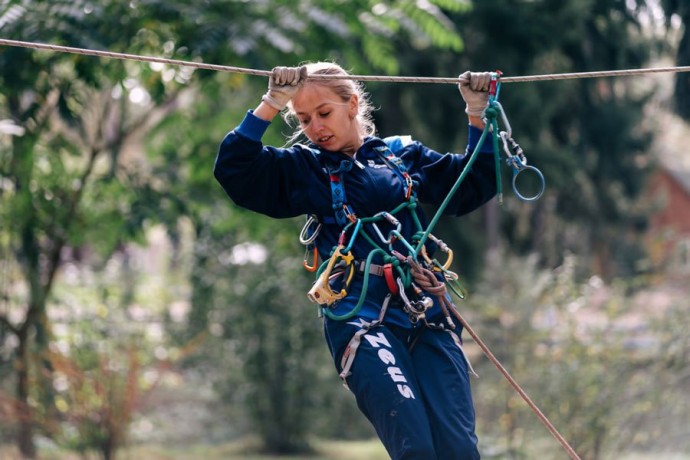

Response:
(214, 62), (497, 459)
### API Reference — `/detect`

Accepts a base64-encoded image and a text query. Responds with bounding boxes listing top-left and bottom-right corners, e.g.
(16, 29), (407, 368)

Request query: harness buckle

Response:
(403, 172), (414, 200)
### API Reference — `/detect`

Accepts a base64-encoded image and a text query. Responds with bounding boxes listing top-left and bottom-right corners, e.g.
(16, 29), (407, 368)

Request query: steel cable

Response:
(1, 38), (689, 84)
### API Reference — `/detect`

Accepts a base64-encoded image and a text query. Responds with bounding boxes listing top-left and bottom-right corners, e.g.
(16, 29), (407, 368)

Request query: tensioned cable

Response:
(2, 38), (690, 83)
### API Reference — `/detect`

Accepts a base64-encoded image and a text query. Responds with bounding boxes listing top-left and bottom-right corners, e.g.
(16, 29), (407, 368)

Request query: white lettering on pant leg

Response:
(378, 349), (395, 365)
(362, 332), (415, 399)
(387, 366), (407, 382)
(397, 384), (415, 399)
(363, 332), (391, 349)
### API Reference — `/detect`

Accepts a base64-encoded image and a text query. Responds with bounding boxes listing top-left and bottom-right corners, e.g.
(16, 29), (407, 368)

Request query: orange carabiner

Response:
(303, 246), (319, 272)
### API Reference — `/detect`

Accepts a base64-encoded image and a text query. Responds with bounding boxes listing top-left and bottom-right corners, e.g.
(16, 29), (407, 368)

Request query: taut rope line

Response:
(2, 38), (690, 84)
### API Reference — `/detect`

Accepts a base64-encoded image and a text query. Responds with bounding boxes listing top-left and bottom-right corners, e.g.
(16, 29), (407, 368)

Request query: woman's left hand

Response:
(262, 66), (308, 111)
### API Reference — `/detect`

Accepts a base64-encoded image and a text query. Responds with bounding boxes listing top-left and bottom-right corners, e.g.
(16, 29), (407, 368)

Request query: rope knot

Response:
(407, 257), (455, 328)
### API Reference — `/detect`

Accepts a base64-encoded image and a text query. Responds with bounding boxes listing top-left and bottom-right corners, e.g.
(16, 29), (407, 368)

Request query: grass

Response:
(0, 438), (390, 460)
(2, 439), (689, 459)
(123, 438), (390, 460)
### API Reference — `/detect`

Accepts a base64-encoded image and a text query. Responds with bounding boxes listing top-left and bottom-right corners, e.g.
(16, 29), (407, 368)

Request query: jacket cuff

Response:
(235, 110), (271, 142)
(467, 125), (494, 154)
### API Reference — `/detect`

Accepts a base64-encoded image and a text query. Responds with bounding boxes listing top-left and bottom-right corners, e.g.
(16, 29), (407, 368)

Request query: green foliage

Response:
(217, 255), (322, 454)
(0, 0), (207, 455)
(466, 253), (689, 459)
(48, 347), (141, 460)
(1, 0), (687, 457)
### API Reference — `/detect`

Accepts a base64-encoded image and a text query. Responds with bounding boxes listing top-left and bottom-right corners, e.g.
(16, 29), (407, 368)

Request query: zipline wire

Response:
(2, 38), (690, 84)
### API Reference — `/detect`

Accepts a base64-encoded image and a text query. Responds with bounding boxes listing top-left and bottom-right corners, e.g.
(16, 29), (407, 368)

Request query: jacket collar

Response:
(309, 136), (386, 163)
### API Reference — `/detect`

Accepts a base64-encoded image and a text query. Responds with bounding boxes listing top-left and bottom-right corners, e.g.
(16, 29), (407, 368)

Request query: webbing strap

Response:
(339, 326), (370, 384)
(326, 160), (355, 226)
(338, 295), (391, 386)
(375, 145), (416, 200)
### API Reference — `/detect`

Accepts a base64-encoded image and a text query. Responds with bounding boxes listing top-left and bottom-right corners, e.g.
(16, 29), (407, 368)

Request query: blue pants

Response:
(324, 317), (480, 460)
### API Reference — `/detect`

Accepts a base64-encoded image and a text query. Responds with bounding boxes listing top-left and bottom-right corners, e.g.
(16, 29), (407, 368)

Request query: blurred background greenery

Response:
(1, 0), (689, 459)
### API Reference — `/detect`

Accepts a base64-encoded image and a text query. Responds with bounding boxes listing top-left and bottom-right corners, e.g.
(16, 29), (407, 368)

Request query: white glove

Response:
(458, 71), (492, 117)
(262, 66), (308, 111)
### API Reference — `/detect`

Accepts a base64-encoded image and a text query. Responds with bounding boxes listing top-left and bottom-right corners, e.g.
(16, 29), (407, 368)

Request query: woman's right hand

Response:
(458, 71), (492, 128)
(261, 66), (308, 111)
(457, 71), (492, 117)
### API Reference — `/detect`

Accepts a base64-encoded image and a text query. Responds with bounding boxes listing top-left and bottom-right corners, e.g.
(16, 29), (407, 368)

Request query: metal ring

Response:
(512, 165), (546, 201)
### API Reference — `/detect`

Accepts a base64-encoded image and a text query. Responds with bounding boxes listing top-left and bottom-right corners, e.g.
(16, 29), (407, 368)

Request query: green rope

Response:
(413, 104), (502, 257)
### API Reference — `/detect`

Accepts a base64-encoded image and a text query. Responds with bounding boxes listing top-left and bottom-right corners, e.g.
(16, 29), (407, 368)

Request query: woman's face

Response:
(291, 83), (362, 156)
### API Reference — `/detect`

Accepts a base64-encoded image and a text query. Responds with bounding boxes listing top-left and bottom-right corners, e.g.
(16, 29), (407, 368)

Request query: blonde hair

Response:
(284, 62), (376, 143)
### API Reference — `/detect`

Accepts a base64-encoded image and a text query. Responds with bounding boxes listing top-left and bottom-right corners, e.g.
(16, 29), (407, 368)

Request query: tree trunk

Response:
(16, 331), (36, 459)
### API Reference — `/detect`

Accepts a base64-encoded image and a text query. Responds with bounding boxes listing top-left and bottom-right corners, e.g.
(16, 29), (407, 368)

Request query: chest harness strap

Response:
(326, 159), (357, 226)
(374, 146), (415, 200)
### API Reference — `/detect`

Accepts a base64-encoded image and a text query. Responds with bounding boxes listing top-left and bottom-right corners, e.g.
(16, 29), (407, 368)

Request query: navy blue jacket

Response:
(215, 111), (497, 325)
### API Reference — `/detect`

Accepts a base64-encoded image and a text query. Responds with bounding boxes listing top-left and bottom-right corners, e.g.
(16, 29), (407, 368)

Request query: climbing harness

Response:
(301, 72), (544, 323)
(326, 160), (358, 226)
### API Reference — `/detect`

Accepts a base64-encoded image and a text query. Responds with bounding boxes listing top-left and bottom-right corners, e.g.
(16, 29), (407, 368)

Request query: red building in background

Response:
(645, 114), (690, 275)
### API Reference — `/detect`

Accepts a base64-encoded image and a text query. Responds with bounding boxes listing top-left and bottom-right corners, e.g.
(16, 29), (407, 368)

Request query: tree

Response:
(467, 254), (672, 459)
(0, 1), (194, 455)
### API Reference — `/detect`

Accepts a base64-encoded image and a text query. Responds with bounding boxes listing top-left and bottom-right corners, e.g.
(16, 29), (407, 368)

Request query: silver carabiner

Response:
(299, 215), (322, 245)
(492, 101), (512, 138)
(370, 211), (401, 245)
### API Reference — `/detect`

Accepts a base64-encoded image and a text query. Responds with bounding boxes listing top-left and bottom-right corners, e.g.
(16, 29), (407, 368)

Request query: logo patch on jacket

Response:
(367, 160), (388, 169)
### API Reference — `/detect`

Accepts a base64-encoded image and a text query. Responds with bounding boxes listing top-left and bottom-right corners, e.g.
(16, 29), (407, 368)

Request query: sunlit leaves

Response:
(397, 0), (464, 51)
(362, 34), (399, 75)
